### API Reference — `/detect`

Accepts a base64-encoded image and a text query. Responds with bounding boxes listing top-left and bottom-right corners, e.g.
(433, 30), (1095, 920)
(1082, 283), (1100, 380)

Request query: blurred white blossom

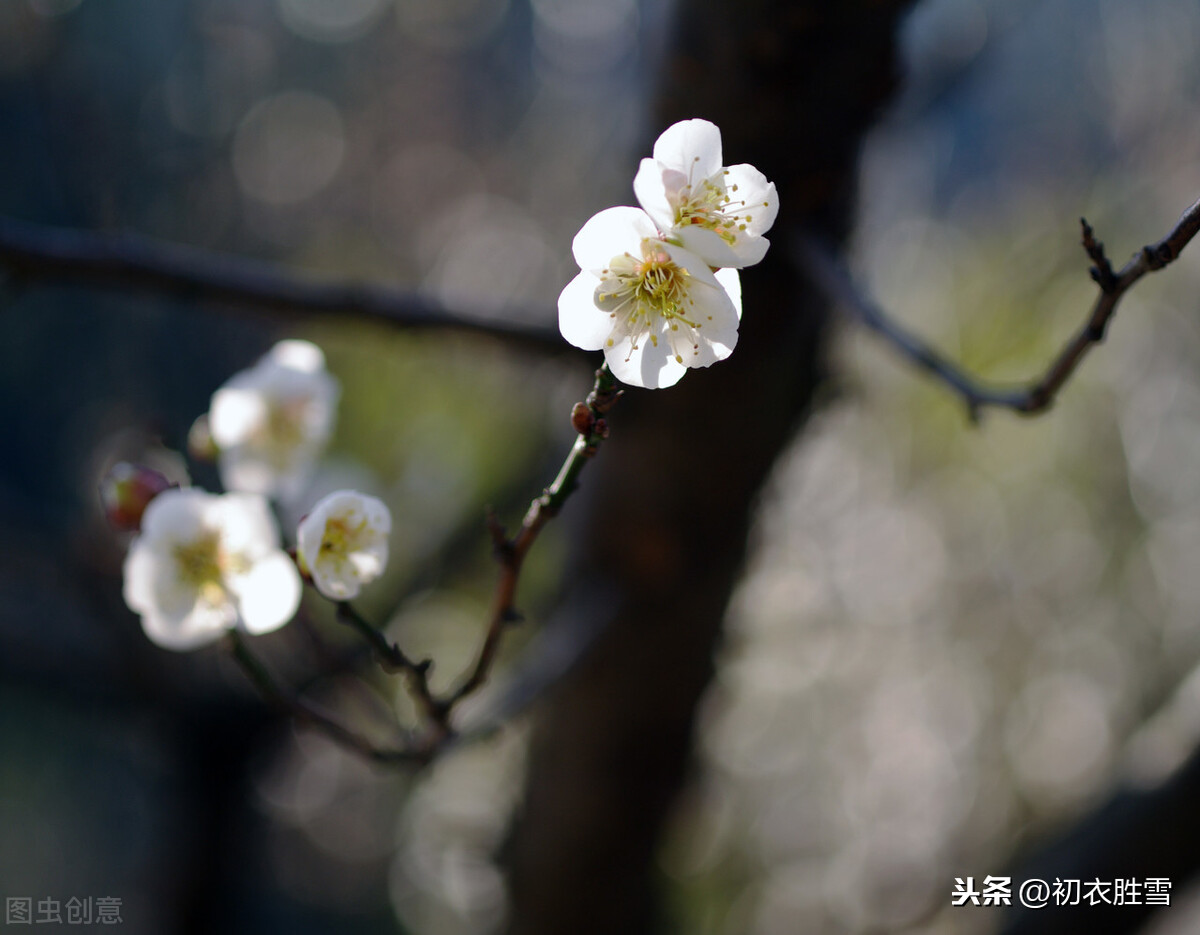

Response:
(297, 489), (391, 600)
(209, 339), (339, 499)
(558, 206), (741, 389)
(123, 488), (301, 650)
(633, 118), (778, 269)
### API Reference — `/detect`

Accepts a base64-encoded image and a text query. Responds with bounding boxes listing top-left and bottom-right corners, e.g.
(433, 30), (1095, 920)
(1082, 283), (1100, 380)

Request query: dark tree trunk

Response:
(504, 3), (917, 933)
(999, 740), (1200, 935)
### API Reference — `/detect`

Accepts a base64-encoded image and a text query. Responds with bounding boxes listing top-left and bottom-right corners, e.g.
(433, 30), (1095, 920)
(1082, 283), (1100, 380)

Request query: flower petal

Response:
(208, 386), (268, 448)
(214, 493), (281, 557)
(632, 158), (675, 232)
(668, 252), (740, 364)
(140, 598), (237, 651)
(604, 326), (687, 389)
(138, 487), (209, 542)
(122, 541), (164, 616)
(230, 551), (302, 635)
(715, 266), (743, 321)
(311, 564), (357, 600)
(350, 550), (385, 579)
(269, 339), (326, 373)
(652, 118), (723, 180)
(672, 226), (743, 269)
(724, 164), (778, 237)
(686, 289), (739, 367)
(728, 233), (770, 268)
(558, 271), (611, 351)
(571, 206), (657, 271)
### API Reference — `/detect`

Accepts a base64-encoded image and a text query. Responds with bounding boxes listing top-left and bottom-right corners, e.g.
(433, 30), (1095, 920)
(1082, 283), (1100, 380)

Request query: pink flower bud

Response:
(570, 401), (594, 436)
(100, 462), (173, 532)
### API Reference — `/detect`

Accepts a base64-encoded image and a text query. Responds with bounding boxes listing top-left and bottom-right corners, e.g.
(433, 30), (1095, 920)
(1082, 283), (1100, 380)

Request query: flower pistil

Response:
(596, 243), (711, 366)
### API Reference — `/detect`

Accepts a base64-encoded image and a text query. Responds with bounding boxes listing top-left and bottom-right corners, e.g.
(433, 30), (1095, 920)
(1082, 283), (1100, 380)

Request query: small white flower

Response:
(558, 206), (741, 389)
(633, 118), (778, 269)
(123, 488), (301, 650)
(209, 339), (339, 500)
(296, 490), (391, 600)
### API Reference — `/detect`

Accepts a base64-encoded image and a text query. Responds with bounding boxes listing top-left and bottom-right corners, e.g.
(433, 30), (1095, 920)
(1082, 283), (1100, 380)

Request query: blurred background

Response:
(3, 0), (1200, 932)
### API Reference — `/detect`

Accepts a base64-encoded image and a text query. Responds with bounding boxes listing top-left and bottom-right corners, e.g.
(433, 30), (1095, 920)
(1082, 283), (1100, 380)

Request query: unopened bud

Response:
(187, 413), (218, 461)
(100, 462), (173, 532)
(570, 401), (594, 436)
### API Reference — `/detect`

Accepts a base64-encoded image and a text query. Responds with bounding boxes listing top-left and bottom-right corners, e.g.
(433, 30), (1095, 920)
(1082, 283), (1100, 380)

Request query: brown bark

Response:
(504, 3), (917, 933)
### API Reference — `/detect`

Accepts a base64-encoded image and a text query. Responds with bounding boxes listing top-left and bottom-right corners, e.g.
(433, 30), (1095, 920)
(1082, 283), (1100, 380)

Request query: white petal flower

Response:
(122, 488), (301, 651)
(296, 490), (391, 600)
(559, 206), (741, 389)
(633, 118), (778, 268)
(209, 339), (340, 500)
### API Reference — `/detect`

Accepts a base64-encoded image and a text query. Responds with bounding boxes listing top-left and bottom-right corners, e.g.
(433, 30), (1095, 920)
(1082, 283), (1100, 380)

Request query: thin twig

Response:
(441, 363), (621, 709)
(796, 195), (1200, 420)
(227, 631), (428, 764)
(313, 364), (620, 763)
(333, 601), (446, 730)
(0, 215), (562, 352)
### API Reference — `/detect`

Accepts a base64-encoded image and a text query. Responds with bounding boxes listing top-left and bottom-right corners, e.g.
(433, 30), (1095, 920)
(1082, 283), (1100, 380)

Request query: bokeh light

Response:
(232, 91), (346, 205)
(277, 0), (388, 44)
(394, 0), (510, 51)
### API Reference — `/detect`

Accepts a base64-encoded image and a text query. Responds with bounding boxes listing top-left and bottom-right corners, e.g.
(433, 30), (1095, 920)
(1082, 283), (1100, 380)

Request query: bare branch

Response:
(275, 365), (620, 765)
(333, 601), (447, 736)
(796, 195), (1200, 419)
(0, 215), (563, 352)
(227, 631), (427, 765)
(440, 364), (621, 710)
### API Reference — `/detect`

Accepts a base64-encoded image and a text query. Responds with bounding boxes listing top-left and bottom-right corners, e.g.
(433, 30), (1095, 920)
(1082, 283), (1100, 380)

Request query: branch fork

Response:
(800, 195), (1200, 419)
(232, 364), (622, 765)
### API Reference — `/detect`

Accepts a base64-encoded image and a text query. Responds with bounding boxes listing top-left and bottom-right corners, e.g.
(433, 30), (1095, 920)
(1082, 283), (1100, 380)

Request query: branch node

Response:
(485, 509), (515, 558)
(585, 366), (623, 414)
(1143, 242), (1173, 270)
(1081, 217), (1117, 293)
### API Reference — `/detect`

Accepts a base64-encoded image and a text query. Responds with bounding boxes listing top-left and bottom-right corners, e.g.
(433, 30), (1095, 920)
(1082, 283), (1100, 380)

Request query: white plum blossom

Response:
(123, 488), (301, 651)
(296, 490), (391, 600)
(209, 339), (339, 500)
(633, 118), (778, 269)
(558, 206), (742, 389)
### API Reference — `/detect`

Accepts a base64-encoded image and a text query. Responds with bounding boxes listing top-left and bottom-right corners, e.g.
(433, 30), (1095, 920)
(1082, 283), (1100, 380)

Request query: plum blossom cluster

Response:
(558, 119), (778, 389)
(112, 340), (392, 651)
(208, 339), (338, 500)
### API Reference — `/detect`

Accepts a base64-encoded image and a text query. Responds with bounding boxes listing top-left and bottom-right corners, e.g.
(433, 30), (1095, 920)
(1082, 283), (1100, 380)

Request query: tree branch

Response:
(440, 364), (621, 711)
(227, 631), (426, 765)
(0, 215), (563, 352)
(279, 365), (621, 764)
(333, 600), (445, 730)
(796, 195), (1200, 420)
